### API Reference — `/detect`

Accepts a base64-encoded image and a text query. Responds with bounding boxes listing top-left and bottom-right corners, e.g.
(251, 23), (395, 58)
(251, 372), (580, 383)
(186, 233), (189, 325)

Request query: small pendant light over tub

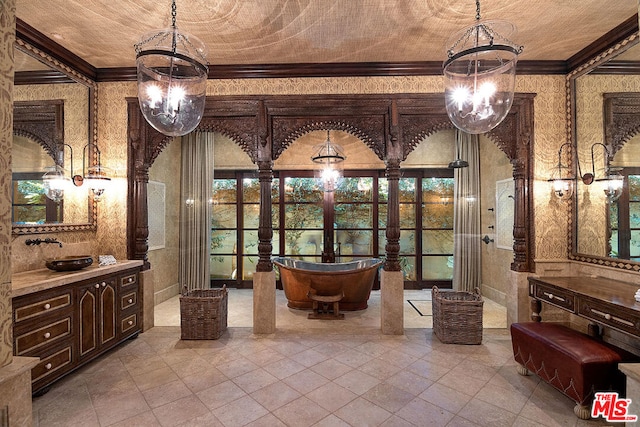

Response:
(134, 0), (208, 137)
(311, 131), (346, 192)
(443, 0), (523, 134)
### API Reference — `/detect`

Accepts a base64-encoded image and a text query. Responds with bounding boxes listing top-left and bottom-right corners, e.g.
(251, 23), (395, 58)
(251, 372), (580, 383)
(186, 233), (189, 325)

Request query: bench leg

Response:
(516, 364), (529, 376)
(574, 404), (590, 420)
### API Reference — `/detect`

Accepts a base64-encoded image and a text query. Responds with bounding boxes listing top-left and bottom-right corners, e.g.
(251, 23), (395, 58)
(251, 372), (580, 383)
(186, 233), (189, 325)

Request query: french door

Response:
(210, 169), (454, 289)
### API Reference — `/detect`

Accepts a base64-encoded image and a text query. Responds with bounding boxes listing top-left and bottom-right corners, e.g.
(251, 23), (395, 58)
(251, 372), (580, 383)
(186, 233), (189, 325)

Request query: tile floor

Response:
(32, 290), (615, 426)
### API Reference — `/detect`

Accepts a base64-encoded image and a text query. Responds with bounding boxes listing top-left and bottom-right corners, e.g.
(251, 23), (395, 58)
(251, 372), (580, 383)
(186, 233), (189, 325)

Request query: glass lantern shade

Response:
(600, 170), (624, 203)
(43, 165), (71, 203)
(84, 165), (112, 201)
(136, 28), (208, 137)
(444, 21), (521, 134)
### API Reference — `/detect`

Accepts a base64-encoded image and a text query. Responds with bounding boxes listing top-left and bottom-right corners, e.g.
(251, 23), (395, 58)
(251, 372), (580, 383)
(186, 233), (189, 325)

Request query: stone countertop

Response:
(11, 260), (144, 298)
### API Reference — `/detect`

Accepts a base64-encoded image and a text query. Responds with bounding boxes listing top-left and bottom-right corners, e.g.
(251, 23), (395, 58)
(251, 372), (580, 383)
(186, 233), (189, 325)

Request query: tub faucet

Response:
(25, 238), (63, 248)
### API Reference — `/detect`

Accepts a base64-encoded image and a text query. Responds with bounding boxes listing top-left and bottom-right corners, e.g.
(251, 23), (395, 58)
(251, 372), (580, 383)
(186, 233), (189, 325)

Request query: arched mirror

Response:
(12, 35), (97, 234)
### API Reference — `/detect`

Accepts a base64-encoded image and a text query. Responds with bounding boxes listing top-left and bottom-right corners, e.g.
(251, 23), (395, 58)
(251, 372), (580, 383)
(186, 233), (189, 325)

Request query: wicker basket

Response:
(431, 286), (483, 345)
(180, 285), (228, 340)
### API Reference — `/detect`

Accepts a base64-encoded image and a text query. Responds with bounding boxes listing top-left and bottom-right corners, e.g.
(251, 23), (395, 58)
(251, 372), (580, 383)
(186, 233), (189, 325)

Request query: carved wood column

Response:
(256, 102), (273, 272)
(384, 100), (401, 271)
(127, 100), (150, 270)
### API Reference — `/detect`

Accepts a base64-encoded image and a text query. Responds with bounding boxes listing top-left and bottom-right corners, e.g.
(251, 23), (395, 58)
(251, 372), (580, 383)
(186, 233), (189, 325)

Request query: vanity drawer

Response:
(578, 297), (640, 336)
(120, 290), (137, 311)
(31, 344), (73, 385)
(13, 290), (72, 323)
(121, 313), (138, 335)
(533, 282), (575, 312)
(15, 316), (72, 355)
(120, 273), (138, 289)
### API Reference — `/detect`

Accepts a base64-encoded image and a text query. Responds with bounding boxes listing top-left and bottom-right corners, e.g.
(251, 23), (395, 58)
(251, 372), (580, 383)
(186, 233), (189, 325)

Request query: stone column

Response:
(0, 2), (40, 425)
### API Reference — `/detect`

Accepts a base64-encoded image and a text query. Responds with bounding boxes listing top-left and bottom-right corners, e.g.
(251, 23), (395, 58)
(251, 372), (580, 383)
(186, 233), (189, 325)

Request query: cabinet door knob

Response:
(45, 363), (52, 370)
(95, 284), (100, 289)
(101, 282), (106, 287)
(44, 332), (51, 339)
(128, 320), (133, 326)
(43, 303), (51, 310)
(128, 277), (133, 283)
(128, 298), (133, 304)
(605, 313), (612, 320)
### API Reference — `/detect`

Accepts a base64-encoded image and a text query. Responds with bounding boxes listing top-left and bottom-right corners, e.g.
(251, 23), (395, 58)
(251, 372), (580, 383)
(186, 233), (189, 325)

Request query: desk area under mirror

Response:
(12, 22), (97, 235)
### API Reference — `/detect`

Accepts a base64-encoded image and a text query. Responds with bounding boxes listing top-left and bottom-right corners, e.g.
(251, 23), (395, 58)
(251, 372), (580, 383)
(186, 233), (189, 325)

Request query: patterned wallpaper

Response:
(0, 0), (15, 368)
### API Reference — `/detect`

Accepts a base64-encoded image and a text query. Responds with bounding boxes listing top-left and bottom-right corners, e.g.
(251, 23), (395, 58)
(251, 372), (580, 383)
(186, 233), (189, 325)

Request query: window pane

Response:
(335, 203), (372, 228)
(284, 177), (323, 202)
(399, 178), (416, 202)
(242, 256), (258, 280)
(423, 203), (454, 228)
(610, 230), (619, 258)
(379, 204), (387, 228)
(422, 256), (453, 280)
(378, 230), (386, 254)
(399, 203), (416, 228)
(630, 175), (640, 201)
(399, 230), (416, 254)
(242, 203), (259, 228)
(211, 230), (236, 253)
(213, 203), (237, 228)
(610, 203), (619, 229)
(631, 231), (640, 258)
(243, 230), (259, 254)
(13, 205), (46, 224)
(422, 177), (454, 203)
(285, 204), (323, 228)
(337, 230), (373, 256)
(210, 255), (236, 279)
(213, 179), (237, 203)
(284, 230), (323, 256)
(400, 256), (416, 280)
(335, 177), (373, 202)
(379, 178), (388, 202)
(422, 230), (454, 254)
(14, 180), (46, 204)
(630, 203), (640, 228)
(242, 177), (260, 203)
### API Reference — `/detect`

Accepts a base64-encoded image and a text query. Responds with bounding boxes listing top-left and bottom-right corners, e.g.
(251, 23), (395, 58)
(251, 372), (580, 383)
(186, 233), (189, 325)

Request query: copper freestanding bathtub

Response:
(272, 257), (383, 311)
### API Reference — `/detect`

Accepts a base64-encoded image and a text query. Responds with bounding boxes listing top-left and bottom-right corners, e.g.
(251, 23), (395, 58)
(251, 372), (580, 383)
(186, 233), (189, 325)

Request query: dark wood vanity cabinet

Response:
(12, 266), (142, 395)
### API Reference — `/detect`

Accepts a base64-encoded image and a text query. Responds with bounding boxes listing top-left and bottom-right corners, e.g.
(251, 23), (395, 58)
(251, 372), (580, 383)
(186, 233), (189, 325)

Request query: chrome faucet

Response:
(25, 238), (63, 248)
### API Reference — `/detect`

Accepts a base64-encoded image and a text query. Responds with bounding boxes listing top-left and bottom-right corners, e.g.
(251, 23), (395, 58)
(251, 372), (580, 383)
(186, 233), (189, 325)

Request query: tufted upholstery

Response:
(510, 322), (637, 418)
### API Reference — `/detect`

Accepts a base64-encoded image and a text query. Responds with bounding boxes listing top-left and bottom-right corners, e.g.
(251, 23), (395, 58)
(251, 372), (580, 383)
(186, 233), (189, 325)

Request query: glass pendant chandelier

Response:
(443, 0), (523, 134)
(135, 0), (208, 137)
(311, 131), (346, 192)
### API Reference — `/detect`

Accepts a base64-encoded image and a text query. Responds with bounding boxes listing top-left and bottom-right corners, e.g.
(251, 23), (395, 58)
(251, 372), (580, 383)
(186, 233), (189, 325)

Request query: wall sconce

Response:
(134, 0), (208, 137)
(42, 164), (70, 203)
(547, 142), (574, 201)
(80, 144), (111, 201)
(579, 142), (624, 202)
(443, 0), (523, 134)
(311, 131), (345, 192)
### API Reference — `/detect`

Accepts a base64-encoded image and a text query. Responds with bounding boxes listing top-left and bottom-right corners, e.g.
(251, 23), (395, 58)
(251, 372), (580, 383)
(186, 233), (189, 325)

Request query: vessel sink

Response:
(45, 256), (93, 272)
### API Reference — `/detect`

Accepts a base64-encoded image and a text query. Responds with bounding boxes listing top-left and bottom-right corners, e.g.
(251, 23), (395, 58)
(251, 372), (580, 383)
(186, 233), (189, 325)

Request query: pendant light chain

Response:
(475, 0), (481, 21)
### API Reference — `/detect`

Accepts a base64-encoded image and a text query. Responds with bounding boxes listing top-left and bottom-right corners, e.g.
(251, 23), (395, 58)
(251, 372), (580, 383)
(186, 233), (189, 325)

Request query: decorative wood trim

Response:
(13, 100), (63, 160)
(127, 93), (536, 275)
(603, 92), (640, 156)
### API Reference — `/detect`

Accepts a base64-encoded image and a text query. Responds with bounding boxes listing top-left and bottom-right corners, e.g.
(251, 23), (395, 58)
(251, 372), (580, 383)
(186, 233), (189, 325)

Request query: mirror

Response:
(572, 29), (640, 265)
(12, 38), (97, 234)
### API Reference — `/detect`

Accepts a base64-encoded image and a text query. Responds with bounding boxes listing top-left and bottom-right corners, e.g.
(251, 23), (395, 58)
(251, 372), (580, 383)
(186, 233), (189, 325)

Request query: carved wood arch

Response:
(13, 99), (64, 161)
(604, 92), (640, 156)
(127, 93), (535, 273)
(272, 118), (386, 161)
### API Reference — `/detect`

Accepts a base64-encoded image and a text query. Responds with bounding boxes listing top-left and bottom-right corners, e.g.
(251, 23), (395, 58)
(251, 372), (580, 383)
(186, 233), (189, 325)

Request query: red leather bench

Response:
(510, 322), (637, 419)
